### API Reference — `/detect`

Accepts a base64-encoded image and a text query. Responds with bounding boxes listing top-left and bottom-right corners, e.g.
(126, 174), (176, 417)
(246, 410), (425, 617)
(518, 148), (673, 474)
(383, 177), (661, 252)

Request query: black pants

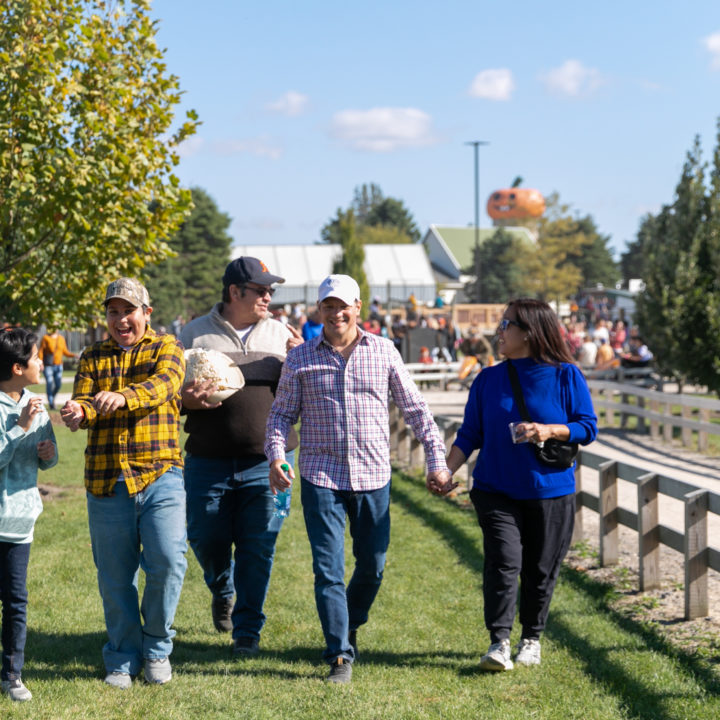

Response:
(470, 489), (574, 643)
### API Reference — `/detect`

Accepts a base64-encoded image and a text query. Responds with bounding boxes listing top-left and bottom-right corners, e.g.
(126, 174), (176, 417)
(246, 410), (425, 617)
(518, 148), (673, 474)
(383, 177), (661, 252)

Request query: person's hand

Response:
(426, 469), (458, 496)
(286, 325), (303, 352)
(269, 459), (294, 495)
(93, 391), (127, 415)
(60, 400), (84, 431)
(515, 422), (564, 445)
(37, 439), (56, 461)
(181, 380), (222, 410)
(18, 397), (44, 432)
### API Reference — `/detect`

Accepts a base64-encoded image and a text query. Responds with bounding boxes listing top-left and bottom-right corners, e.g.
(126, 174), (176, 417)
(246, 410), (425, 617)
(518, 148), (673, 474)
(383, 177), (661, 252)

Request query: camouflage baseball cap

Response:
(103, 278), (151, 308)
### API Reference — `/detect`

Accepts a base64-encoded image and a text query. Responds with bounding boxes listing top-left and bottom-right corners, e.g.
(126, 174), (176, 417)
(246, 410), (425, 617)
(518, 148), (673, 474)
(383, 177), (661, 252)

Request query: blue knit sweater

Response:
(453, 358), (597, 500)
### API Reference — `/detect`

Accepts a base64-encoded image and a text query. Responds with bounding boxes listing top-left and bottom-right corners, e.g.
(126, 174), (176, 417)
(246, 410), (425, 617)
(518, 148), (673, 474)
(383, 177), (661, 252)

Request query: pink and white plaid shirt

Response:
(265, 331), (448, 491)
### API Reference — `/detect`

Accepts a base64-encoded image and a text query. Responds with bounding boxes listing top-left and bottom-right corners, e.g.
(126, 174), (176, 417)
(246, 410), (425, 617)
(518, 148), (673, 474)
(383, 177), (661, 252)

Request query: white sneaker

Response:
(1, 677), (32, 701)
(144, 657), (172, 684)
(515, 638), (541, 666)
(479, 639), (513, 671)
(104, 672), (132, 689)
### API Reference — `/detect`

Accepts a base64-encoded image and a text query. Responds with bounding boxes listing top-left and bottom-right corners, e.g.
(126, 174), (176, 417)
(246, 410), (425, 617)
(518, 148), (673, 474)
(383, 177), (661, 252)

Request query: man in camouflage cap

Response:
(61, 278), (187, 688)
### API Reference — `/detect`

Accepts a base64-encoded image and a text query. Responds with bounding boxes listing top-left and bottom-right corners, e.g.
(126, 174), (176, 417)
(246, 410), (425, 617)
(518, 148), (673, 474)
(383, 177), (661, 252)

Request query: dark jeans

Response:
(184, 452), (293, 640)
(301, 479), (391, 664)
(0, 541), (31, 681)
(470, 489), (574, 643)
(43, 363), (63, 409)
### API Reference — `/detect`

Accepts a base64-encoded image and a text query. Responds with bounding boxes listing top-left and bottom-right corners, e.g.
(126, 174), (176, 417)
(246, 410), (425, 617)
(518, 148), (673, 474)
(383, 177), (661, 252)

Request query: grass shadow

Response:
(392, 468), (720, 718)
(553, 567), (720, 698)
(390, 474), (483, 576)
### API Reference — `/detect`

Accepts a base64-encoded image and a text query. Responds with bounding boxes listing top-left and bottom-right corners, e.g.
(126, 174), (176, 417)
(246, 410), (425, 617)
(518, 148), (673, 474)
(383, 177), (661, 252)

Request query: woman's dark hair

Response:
(506, 298), (575, 366)
(0, 328), (38, 382)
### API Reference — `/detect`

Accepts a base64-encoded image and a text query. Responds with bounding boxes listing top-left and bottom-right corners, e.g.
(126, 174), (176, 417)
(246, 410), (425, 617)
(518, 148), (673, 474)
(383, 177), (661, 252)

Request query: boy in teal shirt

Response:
(0, 329), (58, 702)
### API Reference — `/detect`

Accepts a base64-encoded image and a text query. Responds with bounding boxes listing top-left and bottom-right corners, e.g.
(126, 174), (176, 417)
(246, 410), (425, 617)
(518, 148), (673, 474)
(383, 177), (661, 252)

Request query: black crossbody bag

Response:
(506, 361), (579, 469)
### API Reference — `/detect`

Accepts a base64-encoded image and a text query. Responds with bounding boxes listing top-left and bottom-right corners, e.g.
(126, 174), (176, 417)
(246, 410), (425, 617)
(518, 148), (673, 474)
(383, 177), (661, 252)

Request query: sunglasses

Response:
(244, 285), (276, 298)
(498, 318), (522, 331)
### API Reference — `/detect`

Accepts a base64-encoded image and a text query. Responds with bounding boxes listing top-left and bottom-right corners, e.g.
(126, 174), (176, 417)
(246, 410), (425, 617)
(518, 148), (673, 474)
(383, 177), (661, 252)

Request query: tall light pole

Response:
(465, 140), (489, 302)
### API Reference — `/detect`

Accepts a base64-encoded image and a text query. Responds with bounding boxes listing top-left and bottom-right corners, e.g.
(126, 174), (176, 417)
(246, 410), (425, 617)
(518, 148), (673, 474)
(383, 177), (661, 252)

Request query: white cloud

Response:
(177, 135), (204, 158)
(704, 31), (720, 70)
(215, 136), (283, 160)
(266, 91), (309, 116)
(468, 68), (514, 100)
(174, 134), (283, 160)
(329, 107), (438, 152)
(540, 59), (604, 97)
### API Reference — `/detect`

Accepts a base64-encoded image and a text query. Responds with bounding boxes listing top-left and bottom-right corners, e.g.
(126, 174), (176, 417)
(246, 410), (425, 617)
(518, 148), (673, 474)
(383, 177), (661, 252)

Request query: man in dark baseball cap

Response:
(179, 253), (299, 657)
(223, 257), (285, 288)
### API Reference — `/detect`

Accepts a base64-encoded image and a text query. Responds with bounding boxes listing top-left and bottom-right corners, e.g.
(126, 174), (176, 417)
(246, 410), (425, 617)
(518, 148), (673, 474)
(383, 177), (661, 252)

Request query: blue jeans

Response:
(43, 364), (63, 408)
(184, 452), (293, 640)
(301, 479), (391, 664)
(86, 467), (187, 676)
(0, 542), (31, 681)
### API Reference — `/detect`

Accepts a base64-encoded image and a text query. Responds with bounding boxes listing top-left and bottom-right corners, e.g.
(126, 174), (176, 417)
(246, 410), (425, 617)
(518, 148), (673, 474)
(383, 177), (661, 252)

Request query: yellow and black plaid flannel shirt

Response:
(72, 328), (185, 496)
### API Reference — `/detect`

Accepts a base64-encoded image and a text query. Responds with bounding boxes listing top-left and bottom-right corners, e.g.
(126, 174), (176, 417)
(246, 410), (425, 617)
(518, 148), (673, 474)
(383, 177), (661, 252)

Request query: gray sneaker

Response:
(479, 639), (514, 671)
(1, 677), (32, 701)
(515, 638), (541, 666)
(144, 658), (172, 685)
(327, 657), (352, 684)
(104, 672), (132, 690)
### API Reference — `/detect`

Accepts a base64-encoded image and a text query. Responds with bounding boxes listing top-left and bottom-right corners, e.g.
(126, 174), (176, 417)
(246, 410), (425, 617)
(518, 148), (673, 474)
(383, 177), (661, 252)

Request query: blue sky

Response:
(151, 1), (720, 258)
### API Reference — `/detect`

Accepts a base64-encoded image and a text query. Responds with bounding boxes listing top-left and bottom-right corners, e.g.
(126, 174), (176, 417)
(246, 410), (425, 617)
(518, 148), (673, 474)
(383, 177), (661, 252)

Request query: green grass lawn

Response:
(5, 425), (719, 718)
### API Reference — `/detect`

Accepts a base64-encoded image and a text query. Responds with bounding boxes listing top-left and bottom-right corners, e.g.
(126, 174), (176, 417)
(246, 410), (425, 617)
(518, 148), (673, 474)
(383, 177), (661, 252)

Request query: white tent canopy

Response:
(231, 244), (437, 307)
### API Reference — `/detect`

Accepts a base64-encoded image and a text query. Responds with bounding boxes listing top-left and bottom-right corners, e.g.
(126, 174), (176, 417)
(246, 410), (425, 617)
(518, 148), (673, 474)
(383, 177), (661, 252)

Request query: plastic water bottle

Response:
(273, 463), (292, 518)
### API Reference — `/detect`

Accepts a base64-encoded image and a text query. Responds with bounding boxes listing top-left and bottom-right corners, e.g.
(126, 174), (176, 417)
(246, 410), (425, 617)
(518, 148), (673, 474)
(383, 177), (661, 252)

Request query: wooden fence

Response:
(587, 378), (720, 451)
(389, 405), (720, 621)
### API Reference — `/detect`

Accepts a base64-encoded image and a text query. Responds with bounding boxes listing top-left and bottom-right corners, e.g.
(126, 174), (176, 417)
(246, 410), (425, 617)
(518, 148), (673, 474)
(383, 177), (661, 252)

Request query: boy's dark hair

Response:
(0, 328), (38, 382)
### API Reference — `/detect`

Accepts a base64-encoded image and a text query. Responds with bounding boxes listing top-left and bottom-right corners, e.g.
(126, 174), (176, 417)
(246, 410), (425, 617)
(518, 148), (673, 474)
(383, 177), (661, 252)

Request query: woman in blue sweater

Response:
(440, 299), (596, 671)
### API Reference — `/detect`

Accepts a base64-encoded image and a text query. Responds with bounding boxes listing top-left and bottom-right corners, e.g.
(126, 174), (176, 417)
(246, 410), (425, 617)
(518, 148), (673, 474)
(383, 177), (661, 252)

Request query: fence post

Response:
(663, 401), (673, 444)
(409, 434), (424, 470)
(649, 399), (660, 440)
(599, 460), (619, 566)
(681, 405), (692, 449)
(698, 408), (710, 452)
(684, 489), (709, 620)
(389, 404), (400, 459)
(396, 413), (410, 466)
(442, 419), (456, 455)
(637, 472), (660, 591)
(605, 388), (615, 428)
(620, 391), (630, 430)
(636, 396), (646, 433)
(572, 458), (584, 544)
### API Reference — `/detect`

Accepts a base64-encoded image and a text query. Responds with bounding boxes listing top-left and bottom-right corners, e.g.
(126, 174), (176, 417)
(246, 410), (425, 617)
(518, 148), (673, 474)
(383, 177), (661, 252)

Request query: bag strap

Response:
(506, 361), (533, 423)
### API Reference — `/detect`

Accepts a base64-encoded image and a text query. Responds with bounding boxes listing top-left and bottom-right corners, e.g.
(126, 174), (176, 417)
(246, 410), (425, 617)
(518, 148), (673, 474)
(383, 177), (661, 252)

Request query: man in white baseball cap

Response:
(266, 274), (455, 684)
(317, 274), (361, 307)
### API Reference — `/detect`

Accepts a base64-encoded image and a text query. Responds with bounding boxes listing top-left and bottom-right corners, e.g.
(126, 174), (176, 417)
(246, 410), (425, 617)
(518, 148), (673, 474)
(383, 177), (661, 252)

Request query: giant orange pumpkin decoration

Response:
(487, 188), (545, 220)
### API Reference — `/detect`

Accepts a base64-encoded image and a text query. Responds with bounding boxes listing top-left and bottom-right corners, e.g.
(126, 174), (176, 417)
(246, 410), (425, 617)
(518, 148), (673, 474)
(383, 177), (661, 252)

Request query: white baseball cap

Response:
(317, 274), (361, 306)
